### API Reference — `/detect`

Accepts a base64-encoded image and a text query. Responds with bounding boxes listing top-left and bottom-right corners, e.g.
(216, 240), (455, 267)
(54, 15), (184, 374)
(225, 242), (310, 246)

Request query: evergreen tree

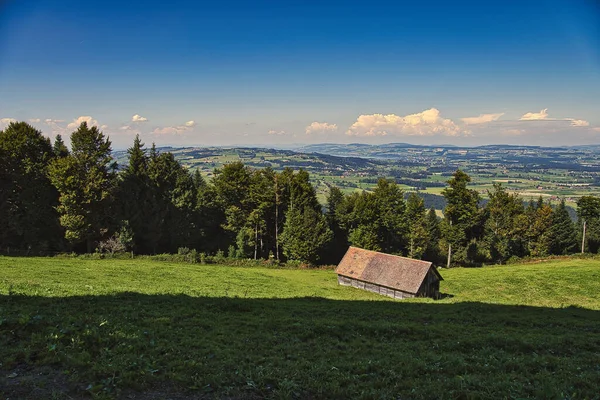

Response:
(344, 191), (382, 251)
(406, 193), (429, 259)
(52, 134), (69, 158)
(0, 121), (62, 252)
(116, 135), (152, 253)
(549, 199), (577, 255)
(323, 186), (348, 263)
(49, 122), (116, 252)
(423, 208), (443, 264)
(577, 196), (600, 253)
(526, 197), (553, 257)
(193, 169), (206, 189)
(146, 151), (197, 252)
(126, 134), (147, 176)
(484, 183), (525, 263)
(373, 178), (409, 254)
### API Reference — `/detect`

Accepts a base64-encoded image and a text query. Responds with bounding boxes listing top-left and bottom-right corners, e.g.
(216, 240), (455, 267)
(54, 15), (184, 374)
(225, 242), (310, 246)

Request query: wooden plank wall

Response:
(337, 275), (414, 299)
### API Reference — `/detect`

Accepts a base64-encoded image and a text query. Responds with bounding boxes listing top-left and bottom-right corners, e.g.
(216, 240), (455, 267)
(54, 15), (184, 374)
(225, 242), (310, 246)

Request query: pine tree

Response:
(52, 134), (69, 158)
(406, 193), (429, 259)
(116, 135), (151, 253)
(423, 208), (443, 264)
(484, 183), (525, 263)
(577, 196), (600, 253)
(49, 122), (116, 252)
(323, 186), (348, 263)
(527, 198), (553, 257)
(549, 199), (577, 255)
(373, 178), (408, 254)
(126, 134), (147, 176)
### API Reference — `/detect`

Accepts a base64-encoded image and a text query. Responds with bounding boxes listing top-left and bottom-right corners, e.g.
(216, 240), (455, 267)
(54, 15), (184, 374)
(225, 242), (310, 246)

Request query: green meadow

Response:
(1, 257), (600, 399)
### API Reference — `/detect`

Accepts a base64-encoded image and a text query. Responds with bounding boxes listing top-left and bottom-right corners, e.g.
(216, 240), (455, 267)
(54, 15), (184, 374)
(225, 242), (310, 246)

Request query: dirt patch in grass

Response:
(0, 365), (80, 399)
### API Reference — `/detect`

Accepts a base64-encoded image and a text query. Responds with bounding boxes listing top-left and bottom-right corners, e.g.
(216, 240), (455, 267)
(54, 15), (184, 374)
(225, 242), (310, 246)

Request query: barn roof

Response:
(335, 247), (442, 294)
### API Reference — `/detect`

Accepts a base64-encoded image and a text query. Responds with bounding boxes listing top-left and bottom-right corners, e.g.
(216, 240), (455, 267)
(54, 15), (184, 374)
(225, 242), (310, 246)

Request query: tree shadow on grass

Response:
(1, 293), (599, 399)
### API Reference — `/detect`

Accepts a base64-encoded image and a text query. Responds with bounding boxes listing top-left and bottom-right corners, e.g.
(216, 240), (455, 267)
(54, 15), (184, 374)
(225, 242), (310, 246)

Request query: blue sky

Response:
(1, 0), (599, 148)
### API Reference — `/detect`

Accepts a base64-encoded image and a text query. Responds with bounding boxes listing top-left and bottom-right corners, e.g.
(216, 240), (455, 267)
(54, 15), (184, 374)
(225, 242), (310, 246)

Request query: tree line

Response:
(1, 121), (599, 266)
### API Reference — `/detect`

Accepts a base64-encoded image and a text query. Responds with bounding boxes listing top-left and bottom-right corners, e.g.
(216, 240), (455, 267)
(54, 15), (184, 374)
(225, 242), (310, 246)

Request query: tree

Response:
(343, 191), (382, 251)
(116, 135), (151, 253)
(280, 206), (332, 265)
(0, 121), (62, 252)
(337, 179), (409, 254)
(577, 196), (600, 253)
(146, 151), (198, 252)
(441, 170), (480, 267)
(423, 208), (444, 264)
(323, 186), (348, 263)
(247, 168), (276, 259)
(373, 178), (409, 254)
(483, 183), (525, 263)
(406, 193), (429, 259)
(52, 134), (69, 158)
(549, 199), (577, 255)
(48, 122), (116, 252)
(525, 197), (553, 257)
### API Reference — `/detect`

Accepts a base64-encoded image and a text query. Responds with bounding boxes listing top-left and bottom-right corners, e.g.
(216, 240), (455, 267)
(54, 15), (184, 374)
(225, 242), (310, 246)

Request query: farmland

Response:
(113, 143), (600, 207)
(1, 256), (600, 399)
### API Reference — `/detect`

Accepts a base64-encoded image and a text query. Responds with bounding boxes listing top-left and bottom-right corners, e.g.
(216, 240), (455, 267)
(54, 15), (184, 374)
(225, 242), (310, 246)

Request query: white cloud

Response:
(347, 108), (465, 137)
(268, 129), (286, 135)
(100, 124), (108, 130)
(45, 118), (64, 124)
(461, 113), (504, 125)
(305, 122), (338, 135)
(566, 118), (590, 127)
(0, 117), (16, 124)
(519, 109), (590, 127)
(132, 114), (148, 122)
(118, 125), (141, 135)
(29, 118), (41, 123)
(153, 120), (196, 135)
(520, 108), (549, 121)
(153, 126), (182, 135)
(67, 116), (99, 129)
(593, 127), (600, 133)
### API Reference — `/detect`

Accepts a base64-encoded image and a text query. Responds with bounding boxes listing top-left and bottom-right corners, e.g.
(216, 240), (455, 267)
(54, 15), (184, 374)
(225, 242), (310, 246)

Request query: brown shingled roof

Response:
(335, 247), (442, 294)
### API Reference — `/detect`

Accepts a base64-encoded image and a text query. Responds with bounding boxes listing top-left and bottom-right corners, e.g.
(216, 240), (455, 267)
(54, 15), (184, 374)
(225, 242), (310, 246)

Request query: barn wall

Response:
(338, 276), (415, 299)
(416, 270), (441, 298)
(338, 276), (352, 286)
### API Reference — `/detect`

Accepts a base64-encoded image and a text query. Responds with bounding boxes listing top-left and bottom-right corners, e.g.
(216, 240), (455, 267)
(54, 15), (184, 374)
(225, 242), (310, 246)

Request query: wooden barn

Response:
(335, 247), (443, 299)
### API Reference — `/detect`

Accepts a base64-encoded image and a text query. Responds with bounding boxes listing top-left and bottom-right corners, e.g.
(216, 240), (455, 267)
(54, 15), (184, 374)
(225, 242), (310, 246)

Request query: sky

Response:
(0, 0), (599, 149)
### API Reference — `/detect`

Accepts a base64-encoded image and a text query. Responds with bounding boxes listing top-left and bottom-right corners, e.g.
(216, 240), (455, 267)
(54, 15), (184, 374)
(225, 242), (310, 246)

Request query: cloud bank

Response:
(347, 108), (464, 137)
(153, 120), (197, 135)
(67, 116), (99, 129)
(461, 113), (504, 125)
(306, 122), (338, 135)
(520, 108), (549, 121)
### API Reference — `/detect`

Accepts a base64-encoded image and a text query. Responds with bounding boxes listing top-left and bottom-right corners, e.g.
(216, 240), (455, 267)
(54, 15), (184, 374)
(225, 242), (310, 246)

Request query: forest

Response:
(2, 120), (600, 266)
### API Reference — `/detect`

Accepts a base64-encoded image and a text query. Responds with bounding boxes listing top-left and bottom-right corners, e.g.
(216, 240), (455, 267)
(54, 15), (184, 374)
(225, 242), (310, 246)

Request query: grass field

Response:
(1, 257), (600, 399)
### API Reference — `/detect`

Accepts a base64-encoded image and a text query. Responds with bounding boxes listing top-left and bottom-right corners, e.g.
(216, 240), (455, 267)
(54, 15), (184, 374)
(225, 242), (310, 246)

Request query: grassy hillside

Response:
(1, 257), (600, 399)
